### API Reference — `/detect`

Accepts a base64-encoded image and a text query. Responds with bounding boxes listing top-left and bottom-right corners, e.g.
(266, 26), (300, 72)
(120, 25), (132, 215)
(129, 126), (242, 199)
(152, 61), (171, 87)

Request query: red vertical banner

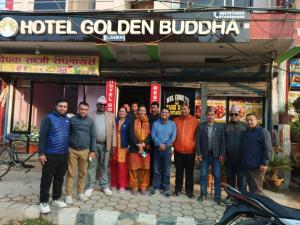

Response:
(150, 83), (161, 106)
(106, 80), (116, 113)
(5, 0), (13, 10)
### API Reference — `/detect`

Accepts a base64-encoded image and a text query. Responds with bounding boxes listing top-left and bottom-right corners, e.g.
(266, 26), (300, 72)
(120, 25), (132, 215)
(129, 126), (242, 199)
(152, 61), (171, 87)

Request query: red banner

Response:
(105, 80), (116, 113)
(6, 0), (13, 10)
(150, 83), (161, 105)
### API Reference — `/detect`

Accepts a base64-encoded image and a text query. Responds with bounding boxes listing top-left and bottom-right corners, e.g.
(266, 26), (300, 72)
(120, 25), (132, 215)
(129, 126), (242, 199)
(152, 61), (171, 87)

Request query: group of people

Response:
(37, 96), (272, 214)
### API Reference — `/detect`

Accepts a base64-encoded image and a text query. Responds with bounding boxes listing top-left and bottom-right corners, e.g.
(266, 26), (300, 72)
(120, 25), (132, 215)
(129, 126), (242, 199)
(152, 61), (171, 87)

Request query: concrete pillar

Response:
(278, 61), (287, 113)
(201, 82), (208, 122)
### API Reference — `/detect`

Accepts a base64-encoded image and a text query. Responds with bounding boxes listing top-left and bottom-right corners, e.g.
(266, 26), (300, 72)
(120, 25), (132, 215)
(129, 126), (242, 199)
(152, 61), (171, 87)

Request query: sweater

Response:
(241, 126), (272, 170)
(69, 114), (96, 152)
(151, 119), (177, 148)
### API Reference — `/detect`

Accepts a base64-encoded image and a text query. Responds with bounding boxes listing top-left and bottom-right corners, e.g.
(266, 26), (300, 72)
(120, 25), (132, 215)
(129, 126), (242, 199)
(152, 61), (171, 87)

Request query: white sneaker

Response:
(65, 196), (73, 205)
(52, 199), (67, 208)
(103, 188), (113, 196)
(39, 202), (51, 214)
(79, 193), (88, 202)
(84, 188), (94, 197)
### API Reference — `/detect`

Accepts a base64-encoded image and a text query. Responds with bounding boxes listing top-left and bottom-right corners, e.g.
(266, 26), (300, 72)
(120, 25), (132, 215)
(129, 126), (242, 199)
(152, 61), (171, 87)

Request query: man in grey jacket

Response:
(64, 102), (96, 204)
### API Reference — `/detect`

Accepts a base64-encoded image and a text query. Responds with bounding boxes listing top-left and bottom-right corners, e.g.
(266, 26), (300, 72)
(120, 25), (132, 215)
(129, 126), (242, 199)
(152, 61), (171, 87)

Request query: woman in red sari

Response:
(110, 107), (130, 193)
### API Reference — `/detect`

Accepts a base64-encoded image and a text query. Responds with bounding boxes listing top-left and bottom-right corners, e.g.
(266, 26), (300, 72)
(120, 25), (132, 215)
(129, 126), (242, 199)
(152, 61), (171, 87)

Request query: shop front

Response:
(0, 10), (293, 149)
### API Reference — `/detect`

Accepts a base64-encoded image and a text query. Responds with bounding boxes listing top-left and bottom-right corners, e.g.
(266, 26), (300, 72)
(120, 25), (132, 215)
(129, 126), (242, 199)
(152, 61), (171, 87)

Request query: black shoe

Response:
(149, 189), (158, 196)
(215, 198), (222, 205)
(197, 195), (207, 202)
(164, 190), (172, 197)
(173, 191), (181, 197)
(187, 193), (195, 199)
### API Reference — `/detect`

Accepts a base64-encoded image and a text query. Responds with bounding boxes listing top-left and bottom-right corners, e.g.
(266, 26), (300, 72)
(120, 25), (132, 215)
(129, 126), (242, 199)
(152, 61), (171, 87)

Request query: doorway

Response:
(118, 86), (150, 111)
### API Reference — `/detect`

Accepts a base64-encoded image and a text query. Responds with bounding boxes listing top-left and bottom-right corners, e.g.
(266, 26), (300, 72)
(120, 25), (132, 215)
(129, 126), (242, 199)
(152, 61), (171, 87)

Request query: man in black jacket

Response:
(64, 102), (96, 204)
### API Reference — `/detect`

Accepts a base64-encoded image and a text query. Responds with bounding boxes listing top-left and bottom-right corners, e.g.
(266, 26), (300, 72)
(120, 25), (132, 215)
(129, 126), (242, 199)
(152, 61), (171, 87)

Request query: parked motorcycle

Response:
(216, 185), (300, 225)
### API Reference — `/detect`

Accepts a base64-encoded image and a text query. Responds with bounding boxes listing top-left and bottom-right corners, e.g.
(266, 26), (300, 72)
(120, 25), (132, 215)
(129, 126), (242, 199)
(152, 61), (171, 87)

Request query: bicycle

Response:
(0, 133), (38, 178)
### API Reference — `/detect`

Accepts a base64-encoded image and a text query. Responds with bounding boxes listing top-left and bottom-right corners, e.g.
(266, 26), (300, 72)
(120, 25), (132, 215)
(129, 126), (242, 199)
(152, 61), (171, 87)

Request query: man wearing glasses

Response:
(85, 96), (116, 197)
(224, 105), (246, 204)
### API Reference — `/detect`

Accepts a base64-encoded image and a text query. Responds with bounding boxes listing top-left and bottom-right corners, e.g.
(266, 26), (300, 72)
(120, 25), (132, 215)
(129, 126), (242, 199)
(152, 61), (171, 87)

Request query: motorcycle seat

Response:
(245, 192), (300, 220)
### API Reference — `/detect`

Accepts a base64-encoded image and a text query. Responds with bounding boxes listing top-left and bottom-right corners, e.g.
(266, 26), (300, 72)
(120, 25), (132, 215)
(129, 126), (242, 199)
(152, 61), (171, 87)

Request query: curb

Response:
(0, 202), (217, 225)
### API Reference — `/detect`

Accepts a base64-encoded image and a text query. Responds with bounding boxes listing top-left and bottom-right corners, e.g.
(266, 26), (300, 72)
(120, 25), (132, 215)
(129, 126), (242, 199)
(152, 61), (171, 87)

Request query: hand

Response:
(219, 156), (224, 163)
(38, 155), (47, 165)
(197, 155), (203, 162)
(159, 144), (166, 151)
(259, 165), (268, 173)
(89, 152), (96, 158)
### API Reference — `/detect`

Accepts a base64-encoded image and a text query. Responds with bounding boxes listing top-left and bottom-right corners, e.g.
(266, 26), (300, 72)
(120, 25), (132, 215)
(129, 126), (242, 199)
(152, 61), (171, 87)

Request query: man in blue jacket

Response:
(150, 108), (177, 197)
(241, 113), (271, 194)
(38, 98), (70, 214)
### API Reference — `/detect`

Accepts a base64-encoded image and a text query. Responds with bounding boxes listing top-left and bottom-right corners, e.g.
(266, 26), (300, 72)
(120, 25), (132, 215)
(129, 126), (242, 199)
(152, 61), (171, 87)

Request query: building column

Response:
(200, 82), (208, 122)
(278, 61), (287, 113)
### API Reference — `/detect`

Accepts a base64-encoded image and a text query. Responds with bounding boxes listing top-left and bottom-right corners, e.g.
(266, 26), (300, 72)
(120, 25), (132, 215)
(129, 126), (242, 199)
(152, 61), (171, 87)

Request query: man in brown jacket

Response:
(85, 96), (116, 197)
(173, 103), (199, 198)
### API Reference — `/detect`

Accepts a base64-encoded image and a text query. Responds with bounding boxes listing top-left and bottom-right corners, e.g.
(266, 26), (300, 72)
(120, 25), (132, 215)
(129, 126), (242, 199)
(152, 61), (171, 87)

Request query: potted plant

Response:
(266, 152), (292, 190)
(291, 97), (300, 162)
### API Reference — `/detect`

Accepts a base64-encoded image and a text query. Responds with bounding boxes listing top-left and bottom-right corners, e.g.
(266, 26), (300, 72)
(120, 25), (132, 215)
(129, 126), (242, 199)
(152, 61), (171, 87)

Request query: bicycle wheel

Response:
(0, 146), (12, 178)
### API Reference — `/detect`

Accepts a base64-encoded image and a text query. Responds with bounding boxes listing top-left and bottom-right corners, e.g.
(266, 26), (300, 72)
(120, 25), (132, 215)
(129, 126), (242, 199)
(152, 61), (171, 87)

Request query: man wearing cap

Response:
(85, 96), (116, 197)
(196, 106), (225, 205)
(224, 105), (246, 203)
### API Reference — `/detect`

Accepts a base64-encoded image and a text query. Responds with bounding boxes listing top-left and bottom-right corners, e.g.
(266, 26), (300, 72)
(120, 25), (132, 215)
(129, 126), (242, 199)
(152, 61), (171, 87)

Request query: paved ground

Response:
(0, 159), (299, 225)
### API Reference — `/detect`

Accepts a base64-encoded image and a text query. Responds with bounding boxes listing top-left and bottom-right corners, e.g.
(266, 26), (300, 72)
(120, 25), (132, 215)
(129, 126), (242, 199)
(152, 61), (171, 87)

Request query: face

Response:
(138, 106), (147, 118)
(56, 102), (68, 115)
(246, 115), (258, 128)
(131, 103), (138, 113)
(180, 106), (190, 117)
(160, 109), (170, 120)
(96, 103), (106, 112)
(118, 107), (127, 118)
(78, 104), (89, 117)
(151, 104), (159, 115)
(229, 112), (240, 122)
(206, 111), (215, 123)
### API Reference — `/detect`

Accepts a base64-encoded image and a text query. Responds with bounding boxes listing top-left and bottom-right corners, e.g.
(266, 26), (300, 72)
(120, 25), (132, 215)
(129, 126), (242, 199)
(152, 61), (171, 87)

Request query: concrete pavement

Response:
(0, 161), (299, 225)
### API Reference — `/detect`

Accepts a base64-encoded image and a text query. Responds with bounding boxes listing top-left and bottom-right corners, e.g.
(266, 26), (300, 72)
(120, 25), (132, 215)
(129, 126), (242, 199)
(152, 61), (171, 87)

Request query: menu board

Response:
(229, 97), (263, 123)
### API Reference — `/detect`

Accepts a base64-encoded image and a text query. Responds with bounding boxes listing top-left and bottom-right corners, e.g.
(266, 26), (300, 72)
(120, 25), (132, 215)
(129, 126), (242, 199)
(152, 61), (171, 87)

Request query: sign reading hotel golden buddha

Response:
(0, 54), (99, 75)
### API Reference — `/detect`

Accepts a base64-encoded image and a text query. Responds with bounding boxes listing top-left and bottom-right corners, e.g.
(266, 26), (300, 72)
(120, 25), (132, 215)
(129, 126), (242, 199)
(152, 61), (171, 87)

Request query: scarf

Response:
(134, 115), (150, 143)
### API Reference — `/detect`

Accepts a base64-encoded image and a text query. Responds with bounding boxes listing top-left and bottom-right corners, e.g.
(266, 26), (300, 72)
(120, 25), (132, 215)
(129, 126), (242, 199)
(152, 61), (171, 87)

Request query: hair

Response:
(119, 106), (128, 113)
(161, 107), (170, 113)
(246, 113), (257, 118)
(131, 102), (138, 106)
(206, 106), (216, 114)
(151, 101), (159, 107)
(139, 105), (147, 110)
(180, 102), (190, 108)
(79, 101), (89, 108)
(56, 98), (69, 105)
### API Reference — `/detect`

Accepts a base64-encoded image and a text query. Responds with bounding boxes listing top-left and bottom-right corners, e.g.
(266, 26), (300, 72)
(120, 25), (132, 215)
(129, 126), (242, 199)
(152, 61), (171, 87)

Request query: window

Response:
(0, 0), (6, 9)
(34, 0), (66, 11)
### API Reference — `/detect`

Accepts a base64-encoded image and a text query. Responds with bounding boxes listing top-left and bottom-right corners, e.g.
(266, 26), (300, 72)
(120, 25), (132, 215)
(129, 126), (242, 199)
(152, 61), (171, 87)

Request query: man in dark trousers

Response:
(224, 105), (246, 204)
(241, 113), (271, 194)
(196, 106), (225, 205)
(38, 98), (70, 214)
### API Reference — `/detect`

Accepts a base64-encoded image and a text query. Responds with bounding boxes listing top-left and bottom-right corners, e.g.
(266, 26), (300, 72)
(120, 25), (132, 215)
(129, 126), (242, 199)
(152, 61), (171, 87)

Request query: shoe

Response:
(197, 195), (207, 202)
(131, 190), (138, 196)
(187, 193), (195, 199)
(149, 189), (158, 196)
(84, 188), (94, 197)
(103, 188), (113, 196)
(173, 191), (181, 197)
(119, 188), (126, 193)
(39, 202), (51, 214)
(215, 198), (222, 205)
(65, 196), (73, 205)
(223, 197), (232, 206)
(79, 193), (88, 202)
(141, 190), (147, 195)
(52, 199), (67, 208)
(164, 190), (172, 197)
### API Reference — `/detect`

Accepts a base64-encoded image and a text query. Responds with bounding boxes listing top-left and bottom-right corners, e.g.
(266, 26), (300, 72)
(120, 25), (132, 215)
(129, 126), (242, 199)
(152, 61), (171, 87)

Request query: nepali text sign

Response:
(0, 54), (99, 75)
(106, 80), (117, 113)
(0, 11), (250, 42)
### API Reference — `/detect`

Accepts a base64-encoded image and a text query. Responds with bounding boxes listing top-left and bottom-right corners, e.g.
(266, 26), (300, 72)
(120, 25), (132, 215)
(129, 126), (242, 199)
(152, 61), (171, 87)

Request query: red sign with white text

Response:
(106, 80), (116, 113)
(150, 84), (161, 105)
